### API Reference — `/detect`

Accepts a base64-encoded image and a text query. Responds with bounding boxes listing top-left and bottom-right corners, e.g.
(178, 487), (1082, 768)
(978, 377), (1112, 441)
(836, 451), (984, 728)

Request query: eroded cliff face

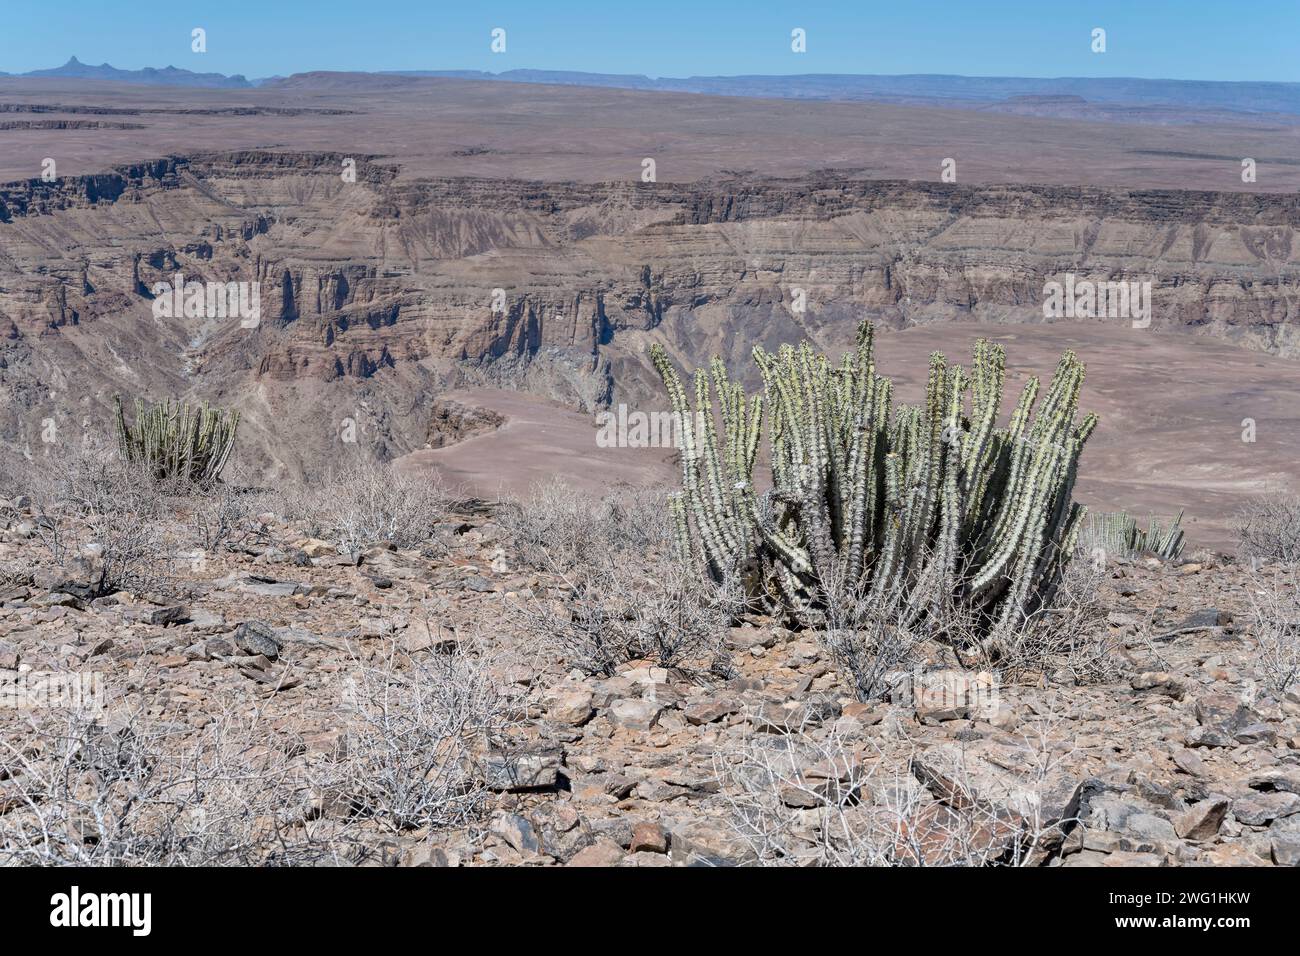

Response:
(1, 151), (1297, 478)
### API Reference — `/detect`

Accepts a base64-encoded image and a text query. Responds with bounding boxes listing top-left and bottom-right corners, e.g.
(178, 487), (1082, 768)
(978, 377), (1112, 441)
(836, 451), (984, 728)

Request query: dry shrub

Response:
(812, 556), (1117, 702)
(715, 716), (1079, 867)
(497, 479), (670, 571)
(813, 587), (923, 704)
(0, 643), (518, 864)
(275, 457), (455, 552)
(0, 452), (37, 503)
(18, 444), (271, 595)
(1244, 564), (1300, 694)
(1236, 493), (1300, 565)
(336, 640), (515, 832)
(187, 476), (259, 553)
(23, 440), (182, 598)
(0, 701), (333, 866)
(504, 480), (736, 675)
(989, 558), (1121, 684)
(515, 553), (740, 677)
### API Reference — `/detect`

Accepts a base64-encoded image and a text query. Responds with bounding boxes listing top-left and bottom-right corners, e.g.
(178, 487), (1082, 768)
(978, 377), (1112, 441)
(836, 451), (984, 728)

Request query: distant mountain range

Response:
(1, 56), (255, 89)
(4, 58), (1298, 116)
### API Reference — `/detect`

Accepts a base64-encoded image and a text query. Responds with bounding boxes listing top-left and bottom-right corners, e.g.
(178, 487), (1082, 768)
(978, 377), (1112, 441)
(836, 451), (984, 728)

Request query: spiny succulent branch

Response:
(1139, 510), (1187, 560)
(650, 320), (1099, 652)
(1083, 509), (1185, 561)
(114, 396), (240, 486)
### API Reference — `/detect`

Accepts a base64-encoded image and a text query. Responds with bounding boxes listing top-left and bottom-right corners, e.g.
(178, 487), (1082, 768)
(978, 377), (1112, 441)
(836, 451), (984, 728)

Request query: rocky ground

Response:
(2, 487), (1299, 868)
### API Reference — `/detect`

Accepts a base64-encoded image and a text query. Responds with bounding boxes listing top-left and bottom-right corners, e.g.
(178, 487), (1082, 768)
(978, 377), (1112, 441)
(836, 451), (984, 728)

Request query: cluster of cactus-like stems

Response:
(651, 320), (1098, 650)
(114, 396), (240, 486)
(1084, 509), (1185, 561)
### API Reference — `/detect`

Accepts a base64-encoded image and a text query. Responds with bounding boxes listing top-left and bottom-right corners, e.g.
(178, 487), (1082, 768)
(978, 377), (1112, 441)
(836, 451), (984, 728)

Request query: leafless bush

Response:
(1236, 493), (1300, 565)
(87, 521), (177, 598)
(514, 551), (739, 677)
(188, 479), (257, 553)
(714, 724), (1010, 867)
(0, 699), (336, 866)
(27, 439), (163, 524)
(716, 716), (1078, 866)
(503, 481), (735, 674)
(0, 451), (38, 502)
(714, 720), (884, 866)
(970, 558), (1118, 684)
(808, 558), (923, 702)
(618, 557), (741, 676)
(0, 644), (514, 863)
(24, 441), (180, 598)
(277, 457), (454, 552)
(336, 641), (515, 832)
(497, 479), (671, 572)
(1244, 564), (1300, 694)
(803, 539), (1115, 701)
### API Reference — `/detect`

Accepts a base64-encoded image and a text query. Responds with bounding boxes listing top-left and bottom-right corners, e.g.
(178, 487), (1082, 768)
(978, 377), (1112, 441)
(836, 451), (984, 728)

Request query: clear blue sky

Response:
(1, 0), (1295, 82)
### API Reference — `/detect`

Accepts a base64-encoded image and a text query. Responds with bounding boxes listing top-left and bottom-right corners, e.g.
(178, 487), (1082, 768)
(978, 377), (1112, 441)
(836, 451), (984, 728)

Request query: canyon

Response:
(1, 76), (1298, 548)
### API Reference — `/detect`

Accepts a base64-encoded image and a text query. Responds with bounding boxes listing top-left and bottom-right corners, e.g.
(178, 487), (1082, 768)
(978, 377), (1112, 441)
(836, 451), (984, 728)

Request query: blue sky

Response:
(1, 0), (1295, 82)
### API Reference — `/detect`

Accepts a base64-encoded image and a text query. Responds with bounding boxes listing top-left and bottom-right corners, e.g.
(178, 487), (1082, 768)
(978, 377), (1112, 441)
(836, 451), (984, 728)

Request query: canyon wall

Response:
(1, 151), (1296, 477)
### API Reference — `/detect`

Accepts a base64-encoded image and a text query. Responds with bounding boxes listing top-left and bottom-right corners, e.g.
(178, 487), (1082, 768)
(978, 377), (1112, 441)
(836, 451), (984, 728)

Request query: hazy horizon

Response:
(0, 0), (1295, 83)
(13, 57), (1300, 87)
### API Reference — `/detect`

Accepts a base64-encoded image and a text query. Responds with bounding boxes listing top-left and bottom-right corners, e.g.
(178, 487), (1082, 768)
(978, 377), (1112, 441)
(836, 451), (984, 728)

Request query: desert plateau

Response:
(1, 5), (1299, 916)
